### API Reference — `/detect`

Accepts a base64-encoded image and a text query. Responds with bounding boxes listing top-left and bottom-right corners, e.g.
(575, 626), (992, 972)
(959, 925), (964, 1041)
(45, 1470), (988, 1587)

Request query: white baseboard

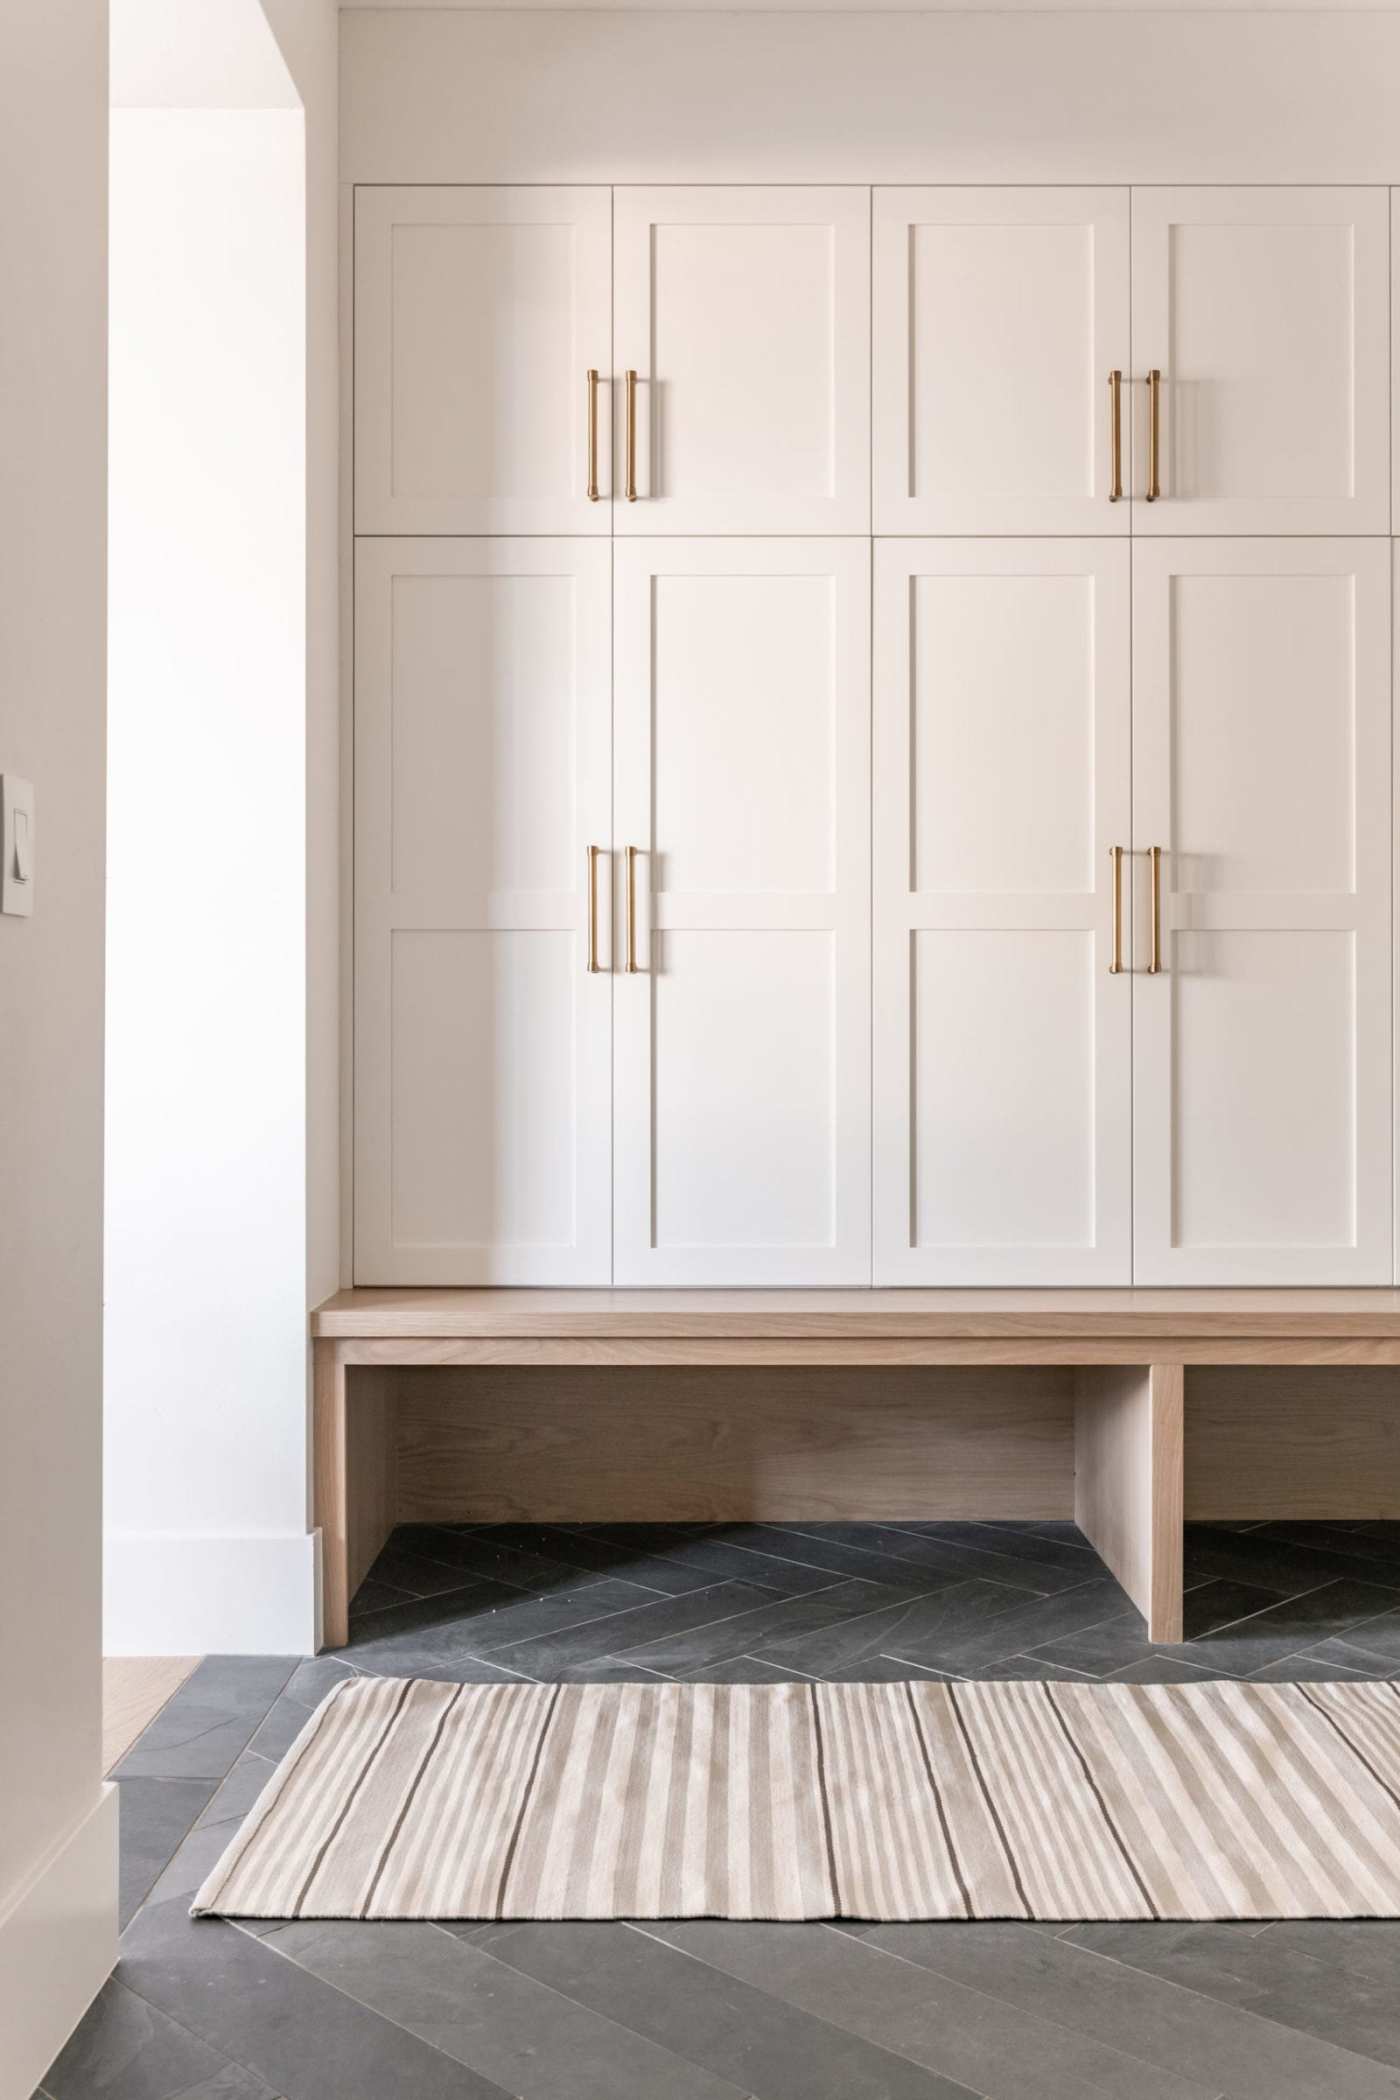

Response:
(0, 1783), (118, 2100)
(104, 1530), (320, 1654)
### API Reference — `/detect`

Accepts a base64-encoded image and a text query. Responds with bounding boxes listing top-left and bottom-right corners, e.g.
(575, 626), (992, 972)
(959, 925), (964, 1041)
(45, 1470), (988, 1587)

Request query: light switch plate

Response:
(1, 774), (35, 916)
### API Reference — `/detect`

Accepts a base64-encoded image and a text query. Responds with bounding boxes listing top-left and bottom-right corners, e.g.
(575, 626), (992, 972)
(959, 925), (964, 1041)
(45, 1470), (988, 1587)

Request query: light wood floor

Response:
(102, 1656), (199, 1774)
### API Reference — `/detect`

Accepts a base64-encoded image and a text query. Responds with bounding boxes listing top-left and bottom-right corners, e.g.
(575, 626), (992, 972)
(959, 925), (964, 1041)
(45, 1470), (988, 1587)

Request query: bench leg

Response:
(1074, 1363), (1184, 1644)
(314, 1343), (352, 1650)
(313, 1347), (399, 1651)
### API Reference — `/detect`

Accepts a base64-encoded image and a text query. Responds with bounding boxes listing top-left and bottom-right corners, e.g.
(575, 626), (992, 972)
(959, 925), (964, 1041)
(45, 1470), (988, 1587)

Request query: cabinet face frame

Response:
(873, 539), (1133, 1285)
(873, 186), (1131, 536)
(1132, 538), (1393, 1286)
(1131, 186), (1391, 535)
(613, 538), (872, 1284)
(354, 186), (612, 536)
(613, 185), (872, 534)
(353, 538), (613, 1284)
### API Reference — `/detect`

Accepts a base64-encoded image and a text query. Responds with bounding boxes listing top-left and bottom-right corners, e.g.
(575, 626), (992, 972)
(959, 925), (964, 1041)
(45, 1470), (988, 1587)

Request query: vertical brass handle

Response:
(625, 845), (640, 971)
(586, 844), (601, 971)
(1149, 845), (1163, 974)
(625, 370), (638, 502)
(1146, 369), (1161, 502)
(1108, 371), (1123, 503)
(1109, 845), (1124, 973)
(586, 370), (600, 502)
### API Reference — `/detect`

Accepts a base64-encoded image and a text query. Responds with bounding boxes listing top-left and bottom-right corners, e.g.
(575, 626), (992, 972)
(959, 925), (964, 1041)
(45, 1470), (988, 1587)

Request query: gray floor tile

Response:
(116, 1778), (218, 1930)
(1101, 1657), (1217, 1684)
(961, 1654), (1100, 1682)
(616, 1578), (933, 1673)
(345, 1576), (664, 1670)
(454, 1524), (721, 1597)
(888, 1577), (1135, 1674)
(363, 1543), (524, 1600)
(678, 1654), (819, 1683)
(579, 1524), (847, 1596)
(731, 1520), (1092, 1595)
(488, 1580), (781, 1675)
(1183, 1525), (1400, 1600)
(755, 1580), (1027, 1676)
(264, 1918), (747, 2100)
(112, 1659), (298, 1782)
(390, 1524), (660, 1596)
(1156, 1579), (1400, 1678)
(883, 1519), (1103, 1577)
(1025, 1580), (1284, 1678)
(477, 1920), (982, 2099)
(1309, 1600), (1400, 1669)
(646, 1919), (1220, 2100)
(1245, 1652), (1381, 1682)
(44, 1977), (231, 2100)
(346, 1576), (415, 1618)
(339, 1576), (537, 1652)
(854, 1921), (1400, 2100)
(818, 1656), (956, 1684)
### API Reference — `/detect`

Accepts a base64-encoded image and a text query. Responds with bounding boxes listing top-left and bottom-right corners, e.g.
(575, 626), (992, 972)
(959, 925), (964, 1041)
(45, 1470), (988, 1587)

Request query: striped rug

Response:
(192, 1675), (1400, 1922)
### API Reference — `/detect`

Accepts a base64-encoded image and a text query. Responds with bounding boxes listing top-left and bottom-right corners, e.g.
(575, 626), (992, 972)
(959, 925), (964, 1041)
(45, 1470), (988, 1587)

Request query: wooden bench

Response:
(311, 1289), (1400, 1650)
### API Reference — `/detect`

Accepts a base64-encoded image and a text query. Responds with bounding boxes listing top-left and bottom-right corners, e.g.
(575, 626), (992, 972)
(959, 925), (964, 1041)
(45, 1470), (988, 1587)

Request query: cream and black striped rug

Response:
(192, 1674), (1400, 1922)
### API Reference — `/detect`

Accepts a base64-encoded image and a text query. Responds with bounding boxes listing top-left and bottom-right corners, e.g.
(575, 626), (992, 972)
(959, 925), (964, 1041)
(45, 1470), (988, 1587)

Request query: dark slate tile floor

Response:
(38, 1519), (1400, 2100)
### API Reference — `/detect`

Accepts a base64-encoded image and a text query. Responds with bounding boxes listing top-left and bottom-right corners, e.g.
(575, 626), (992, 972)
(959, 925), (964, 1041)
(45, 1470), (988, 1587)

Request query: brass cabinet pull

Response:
(1109, 845), (1124, 973)
(1149, 844), (1163, 974)
(586, 844), (602, 971)
(625, 845), (640, 971)
(1146, 369), (1162, 502)
(1108, 371), (1123, 503)
(625, 370), (638, 502)
(586, 370), (600, 502)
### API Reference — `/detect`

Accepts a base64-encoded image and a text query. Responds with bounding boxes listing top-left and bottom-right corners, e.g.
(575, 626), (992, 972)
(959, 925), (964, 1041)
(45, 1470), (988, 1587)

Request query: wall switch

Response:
(1, 775), (35, 916)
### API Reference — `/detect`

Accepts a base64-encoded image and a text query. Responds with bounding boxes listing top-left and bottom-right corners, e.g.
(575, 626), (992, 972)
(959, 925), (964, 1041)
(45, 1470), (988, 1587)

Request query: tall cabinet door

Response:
(873, 188), (1130, 535)
(354, 540), (612, 1284)
(1132, 188), (1390, 533)
(874, 541), (1132, 1285)
(613, 188), (870, 533)
(355, 187), (611, 535)
(1133, 540), (1392, 1285)
(614, 540), (870, 1284)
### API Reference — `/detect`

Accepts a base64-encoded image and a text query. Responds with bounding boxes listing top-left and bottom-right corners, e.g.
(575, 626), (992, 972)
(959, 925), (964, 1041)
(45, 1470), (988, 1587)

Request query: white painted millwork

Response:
(1131, 187), (1391, 533)
(1133, 539), (1393, 1285)
(873, 541), (1132, 1285)
(354, 186), (611, 535)
(613, 540), (871, 1283)
(873, 188), (1131, 536)
(354, 539), (612, 1284)
(613, 187), (871, 533)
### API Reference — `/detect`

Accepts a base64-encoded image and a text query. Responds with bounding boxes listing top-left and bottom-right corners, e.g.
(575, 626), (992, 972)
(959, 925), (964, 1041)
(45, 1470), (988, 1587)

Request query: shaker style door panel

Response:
(1132, 187), (1390, 534)
(354, 540), (612, 1283)
(613, 187), (870, 533)
(1133, 540), (1392, 1284)
(874, 188), (1130, 535)
(873, 540), (1132, 1285)
(355, 187), (611, 535)
(613, 540), (870, 1283)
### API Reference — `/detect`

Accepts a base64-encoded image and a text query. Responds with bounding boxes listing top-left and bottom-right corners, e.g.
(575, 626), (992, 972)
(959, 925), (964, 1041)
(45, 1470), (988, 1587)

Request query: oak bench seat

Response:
(312, 1289), (1400, 1651)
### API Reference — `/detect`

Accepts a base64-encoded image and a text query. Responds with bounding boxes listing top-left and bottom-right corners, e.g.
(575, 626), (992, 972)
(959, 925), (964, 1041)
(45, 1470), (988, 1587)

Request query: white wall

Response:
(0, 2), (118, 2091)
(104, 0), (338, 1655)
(342, 8), (1400, 183)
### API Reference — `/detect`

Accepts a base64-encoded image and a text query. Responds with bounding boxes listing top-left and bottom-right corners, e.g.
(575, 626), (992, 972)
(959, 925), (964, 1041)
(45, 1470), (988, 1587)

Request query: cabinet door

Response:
(1132, 187), (1390, 534)
(1133, 540), (1392, 1285)
(874, 188), (1130, 536)
(613, 188), (870, 533)
(614, 540), (870, 1283)
(355, 187), (611, 535)
(354, 540), (612, 1284)
(874, 541), (1132, 1285)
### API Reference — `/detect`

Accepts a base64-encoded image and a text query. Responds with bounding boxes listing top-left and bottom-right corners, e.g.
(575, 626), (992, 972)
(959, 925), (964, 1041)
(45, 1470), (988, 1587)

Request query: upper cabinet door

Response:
(1133, 539), (1392, 1285)
(613, 187), (870, 533)
(1132, 187), (1390, 534)
(874, 188), (1130, 536)
(873, 540), (1132, 1285)
(355, 187), (611, 535)
(613, 539), (871, 1283)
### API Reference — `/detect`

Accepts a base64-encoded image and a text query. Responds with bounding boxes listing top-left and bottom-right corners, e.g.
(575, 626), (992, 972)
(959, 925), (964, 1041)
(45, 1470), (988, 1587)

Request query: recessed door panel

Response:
(614, 539), (870, 1283)
(614, 188), (870, 533)
(874, 188), (1129, 535)
(875, 540), (1131, 1284)
(355, 539), (612, 1283)
(355, 187), (611, 535)
(1132, 188), (1390, 533)
(1133, 539), (1392, 1284)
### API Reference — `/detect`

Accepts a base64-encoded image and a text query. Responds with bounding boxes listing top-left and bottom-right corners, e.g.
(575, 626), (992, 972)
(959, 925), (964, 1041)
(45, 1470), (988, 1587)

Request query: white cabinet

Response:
(613, 187), (871, 533)
(1131, 187), (1390, 533)
(1132, 540), (1392, 1284)
(354, 540), (613, 1283)
(355, 187), (612, 535)
(873, 188), (1130, 536)
(614, 540), (871, 1283)
(874, 541), (1132, 1284)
